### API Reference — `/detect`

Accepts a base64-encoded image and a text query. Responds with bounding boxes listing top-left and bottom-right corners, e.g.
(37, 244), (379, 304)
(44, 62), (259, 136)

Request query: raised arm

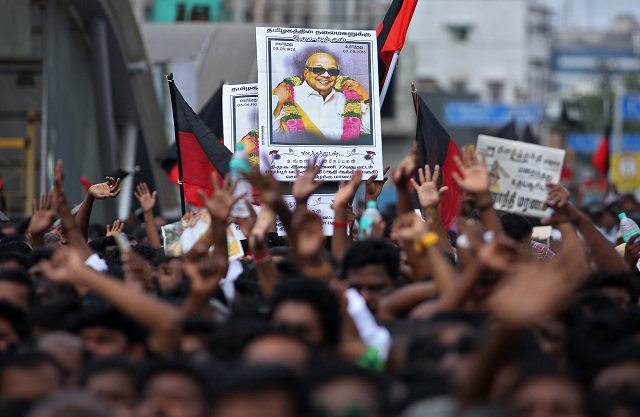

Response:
(77, 176), (122, 239)
(41, 247), (182, 355)
(332, 170), (362, 263)
(28, 192), (55, 248)
(134, 182), (161, 249)
(453, 146), (502, 235)
(411, 164), (453, 253)
(393, 143), (418, 216)
(249, 207), (280, 299)
(542, 183), (628, 273)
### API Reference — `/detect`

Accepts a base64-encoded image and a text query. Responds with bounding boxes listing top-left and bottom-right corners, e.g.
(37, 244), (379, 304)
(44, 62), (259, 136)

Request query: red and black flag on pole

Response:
(592, 123), (611, 179)
(415, 94), (463, 229)
(376, 0), (418, 89)
(166, 75), (232, 212)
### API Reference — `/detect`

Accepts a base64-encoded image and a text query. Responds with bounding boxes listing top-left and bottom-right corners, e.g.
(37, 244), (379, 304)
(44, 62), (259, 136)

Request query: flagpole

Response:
(410, 83), (419, 116)
(379, 51), (399, 106)
(166, 73), (187, 216)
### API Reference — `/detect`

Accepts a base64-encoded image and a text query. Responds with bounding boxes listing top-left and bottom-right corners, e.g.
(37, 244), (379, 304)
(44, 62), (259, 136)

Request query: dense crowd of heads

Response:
(0, 148), (639, 417)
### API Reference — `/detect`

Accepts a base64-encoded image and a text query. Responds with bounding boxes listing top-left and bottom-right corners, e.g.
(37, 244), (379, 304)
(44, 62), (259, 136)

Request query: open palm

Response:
(411, 164), (448, 208)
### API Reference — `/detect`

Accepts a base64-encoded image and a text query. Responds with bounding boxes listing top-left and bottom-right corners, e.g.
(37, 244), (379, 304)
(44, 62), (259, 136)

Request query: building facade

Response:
(406, 0), (552, 104)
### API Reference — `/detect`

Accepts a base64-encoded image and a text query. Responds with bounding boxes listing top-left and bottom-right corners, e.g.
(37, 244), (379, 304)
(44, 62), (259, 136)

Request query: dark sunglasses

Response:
(306, 66), (340, 76)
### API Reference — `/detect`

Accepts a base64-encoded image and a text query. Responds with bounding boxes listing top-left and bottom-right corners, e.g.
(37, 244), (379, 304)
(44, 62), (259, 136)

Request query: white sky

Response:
(537, 0), (639, 29)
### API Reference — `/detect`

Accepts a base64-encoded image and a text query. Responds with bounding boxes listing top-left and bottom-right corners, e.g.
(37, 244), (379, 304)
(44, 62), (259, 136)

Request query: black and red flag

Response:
(376, 0), (418, 88)
(166, 75), (232, 211)
(415, 94), (463, 229)
(592, 123), (611, 179)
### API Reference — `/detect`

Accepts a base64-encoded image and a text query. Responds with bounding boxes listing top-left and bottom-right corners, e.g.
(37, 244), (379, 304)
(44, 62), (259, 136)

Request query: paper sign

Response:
(256, 27), (384, 181)
(161, 210), (244, 260)
(222, 83), (259, 169)
(476, 135), (566, 218)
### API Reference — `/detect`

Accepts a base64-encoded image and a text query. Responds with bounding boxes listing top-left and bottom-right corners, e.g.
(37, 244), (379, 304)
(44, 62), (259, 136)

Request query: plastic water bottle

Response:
(359, 201), (381, 240)
(618, 212), (640, 243)
(229, 143), (252, 218)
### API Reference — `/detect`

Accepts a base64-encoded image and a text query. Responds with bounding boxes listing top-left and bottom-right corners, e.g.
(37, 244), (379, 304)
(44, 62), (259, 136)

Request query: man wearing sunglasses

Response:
(272, 52), (371, 142)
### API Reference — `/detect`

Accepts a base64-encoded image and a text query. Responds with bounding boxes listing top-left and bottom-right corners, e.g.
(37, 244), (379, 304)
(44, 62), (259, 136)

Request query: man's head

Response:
(304, 52), (340, 97)
(0, 351), (65, 401)
(78, 307), (145, 360)
(243, 329), (313, 373)
(0, 300), (30, 353)
(80, 357), (138, 416)
(500, 213), (532, 244)
(0, 267), (33, 311)
(270, 278), (341, 350)
(341, 239), (400, 313)
(137, 359), (212, 417)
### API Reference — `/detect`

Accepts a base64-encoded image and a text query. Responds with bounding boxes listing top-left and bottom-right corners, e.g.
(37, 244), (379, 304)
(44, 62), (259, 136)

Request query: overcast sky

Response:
(537, 0), (638, 29)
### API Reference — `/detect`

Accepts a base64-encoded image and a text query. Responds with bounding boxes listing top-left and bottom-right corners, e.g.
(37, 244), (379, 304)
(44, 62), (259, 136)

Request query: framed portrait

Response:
(222, 83), (259, 169)
(256, 27), (384, 181)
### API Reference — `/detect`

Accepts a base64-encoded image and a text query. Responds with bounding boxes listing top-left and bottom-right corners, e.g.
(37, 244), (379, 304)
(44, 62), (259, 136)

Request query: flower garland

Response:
(277, 75), (364, 141)
(239, 129), (259, 168)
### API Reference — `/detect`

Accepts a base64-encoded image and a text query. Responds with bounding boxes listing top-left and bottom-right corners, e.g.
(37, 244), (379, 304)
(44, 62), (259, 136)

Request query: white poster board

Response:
(222, 83), (259, 168)
(256, 27), (383, 181)
(476, 135), (566, 218)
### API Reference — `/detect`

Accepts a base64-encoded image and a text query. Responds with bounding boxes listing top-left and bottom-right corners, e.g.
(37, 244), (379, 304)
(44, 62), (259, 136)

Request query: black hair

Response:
(213, 364), (301, 413)
(500, 213), (533, 241)
(29, 296), (82, 333)
(270, 278), (341, 349)
(137, 358), (217, 405)
(0, 236), (31, 254)
(0, 300), (30, 341)
(505, 368), (584, 406)
(26, 247), (54, 269)
(242, 326), (314, 359)
(583, 271), (640, 306)
(0, 351), (66, 386)
(77, 306), (146, 344)
(305, 358), (388, 414)
(341, 238), (400, 281)
(0, 268), (34, 306)
(0, 251), (28, 269)
(79, 356), (137, 387)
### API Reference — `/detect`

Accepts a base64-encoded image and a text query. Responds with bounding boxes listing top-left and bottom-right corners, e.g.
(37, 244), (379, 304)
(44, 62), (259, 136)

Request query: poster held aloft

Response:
(256, 27), (384, 182)
(476, 135), (566, 218)
(222, 83), (260, 168)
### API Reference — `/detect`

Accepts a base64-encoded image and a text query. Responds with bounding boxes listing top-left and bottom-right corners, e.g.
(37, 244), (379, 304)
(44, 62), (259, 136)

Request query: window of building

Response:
(446, 23), (473, 42)
(451, 79), (468, 93)
(487, 80), (504, 102)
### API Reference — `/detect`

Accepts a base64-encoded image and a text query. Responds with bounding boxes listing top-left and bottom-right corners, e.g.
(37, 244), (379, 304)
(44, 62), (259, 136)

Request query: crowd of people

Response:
(0, 143), (639, 417)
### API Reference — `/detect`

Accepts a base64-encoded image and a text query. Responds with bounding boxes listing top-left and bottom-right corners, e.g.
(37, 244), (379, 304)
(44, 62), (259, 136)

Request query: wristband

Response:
(253, 252), (270, 262)
(414, 232), (439, 253)
(332, 219), (348, 228)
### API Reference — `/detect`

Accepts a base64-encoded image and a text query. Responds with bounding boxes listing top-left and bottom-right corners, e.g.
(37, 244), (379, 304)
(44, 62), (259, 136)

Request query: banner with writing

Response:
(476, 135), (566, 218)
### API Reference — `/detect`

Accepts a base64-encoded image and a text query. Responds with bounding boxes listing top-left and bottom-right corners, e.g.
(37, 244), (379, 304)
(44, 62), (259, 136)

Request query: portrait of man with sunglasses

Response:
(271, 52), (371, 143)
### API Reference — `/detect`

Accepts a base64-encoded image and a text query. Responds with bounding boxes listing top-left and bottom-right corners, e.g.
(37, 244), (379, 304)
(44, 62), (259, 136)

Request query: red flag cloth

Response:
(415, 95), (463, 230)
(376, 0), (418, 88)
(169, 80), (232, 208)
(592, 134), (610, 178)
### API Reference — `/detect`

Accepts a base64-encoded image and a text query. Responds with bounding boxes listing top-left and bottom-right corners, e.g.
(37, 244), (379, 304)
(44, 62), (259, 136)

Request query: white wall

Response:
(407, 0), (550, 103)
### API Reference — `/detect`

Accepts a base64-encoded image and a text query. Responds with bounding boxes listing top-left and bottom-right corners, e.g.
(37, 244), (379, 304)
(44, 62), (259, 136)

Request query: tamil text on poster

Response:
(476, 135), (566, 218)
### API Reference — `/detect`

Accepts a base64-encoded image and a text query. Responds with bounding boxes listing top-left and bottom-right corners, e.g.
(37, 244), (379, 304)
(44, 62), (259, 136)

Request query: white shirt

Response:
(272, 81), (371, 141)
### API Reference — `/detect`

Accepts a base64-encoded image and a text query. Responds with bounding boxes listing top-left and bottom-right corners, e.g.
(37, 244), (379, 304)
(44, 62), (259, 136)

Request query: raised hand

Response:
(106, 219), (124, 237)
(334, 170), (362, 209)
(183, 255), (227, 300)
(365, 166), (390, 203)
(452, 146), (489, 194)
(134, 182), (157, 212)
(233, 201), (257, 238)
(273, 83), (292, 105)
(40, 246), (86, 285)
(392, 143), (419, 187)
(89, 176), (122, 200)
(29, 192), (55, 236)
(291, 210), (325, 260)
(249, 206), (275, 252)
(121, 251), (153, 291)
(199, 172), (243, 224)
(624, 238), (640, 271)
(541, 183), (582, 225)
(411, 164), (449, 209)
(391, 212), (429, 246)
(292, 156), (325, 205)
(245, 163), (284, 210)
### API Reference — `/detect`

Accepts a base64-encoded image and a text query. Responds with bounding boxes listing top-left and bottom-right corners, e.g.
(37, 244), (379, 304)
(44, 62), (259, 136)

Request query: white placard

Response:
(222, 83), (259, 169)
(476, 135), (566, 218)
(256, 27), (384, 181)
